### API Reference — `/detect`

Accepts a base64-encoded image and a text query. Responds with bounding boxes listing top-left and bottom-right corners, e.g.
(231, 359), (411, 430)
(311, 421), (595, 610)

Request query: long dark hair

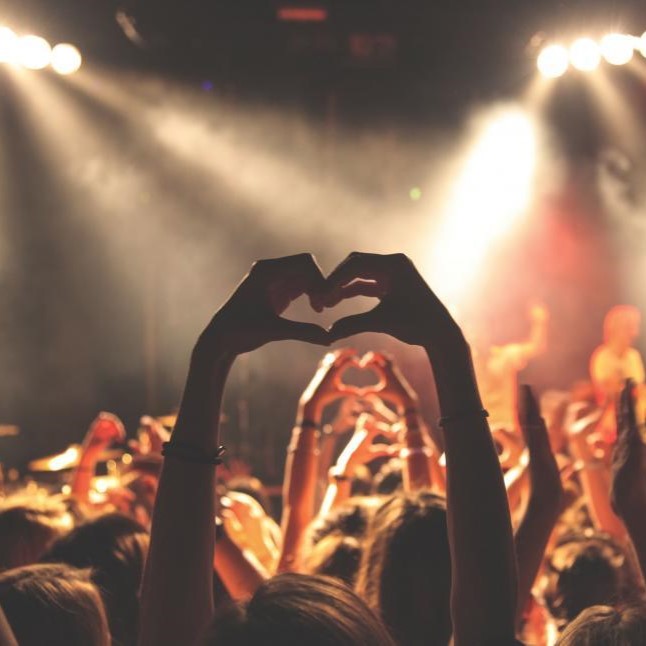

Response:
(356, 491), (452, 646)
(202, 573), (396, 646)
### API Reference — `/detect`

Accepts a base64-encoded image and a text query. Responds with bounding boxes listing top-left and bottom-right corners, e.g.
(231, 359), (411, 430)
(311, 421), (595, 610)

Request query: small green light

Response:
(409, 187), (422, 201)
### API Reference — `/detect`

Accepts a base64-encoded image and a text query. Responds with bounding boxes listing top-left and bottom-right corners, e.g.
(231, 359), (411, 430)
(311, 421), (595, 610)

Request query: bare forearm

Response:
(427, 343), (517, 645)
(214, 535), (269, 600)
(514, 494), (560, 626)
(139, 350), (232, 646)
(279, 424), (320, 572)
(401, 421), (433, 492)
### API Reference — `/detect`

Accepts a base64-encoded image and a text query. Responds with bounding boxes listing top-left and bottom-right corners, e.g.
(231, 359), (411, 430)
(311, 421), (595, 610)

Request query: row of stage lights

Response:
(537, 32), (646, 78)
(0, 26), (82, 75)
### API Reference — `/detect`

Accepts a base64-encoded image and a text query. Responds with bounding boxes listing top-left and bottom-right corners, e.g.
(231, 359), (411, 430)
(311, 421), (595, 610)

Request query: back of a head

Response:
(308, 496), (381, 546)
(0, 499), (72, 570)
(543, 534), (636, 626)
(42, 513), (149, 646)
(302, 534), (363, 586)
(0, 563), (110, 646)
(373, 458), (403, 495)
(557, 604), (646, 645)
(204, 573), (395, 646)
(356, 491), (452, 646)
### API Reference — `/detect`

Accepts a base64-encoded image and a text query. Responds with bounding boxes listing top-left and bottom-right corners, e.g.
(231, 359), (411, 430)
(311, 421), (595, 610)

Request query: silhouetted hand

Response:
(321, 252), (462, 347)
(611, 380), (646, 517)
(198, 253), (330, 356)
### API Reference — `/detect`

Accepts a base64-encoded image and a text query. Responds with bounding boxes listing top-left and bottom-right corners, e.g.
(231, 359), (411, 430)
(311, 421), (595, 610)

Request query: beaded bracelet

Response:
(438, 409), (489, 429)
(162, 441), (226, 465)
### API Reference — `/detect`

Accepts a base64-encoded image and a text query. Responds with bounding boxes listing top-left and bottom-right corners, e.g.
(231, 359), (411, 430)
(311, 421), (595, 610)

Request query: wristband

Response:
(162, 442), (226, 465)
(329, 467), (351, 482)
(438, 409), (489, 428)
(297, 419), (318, 429)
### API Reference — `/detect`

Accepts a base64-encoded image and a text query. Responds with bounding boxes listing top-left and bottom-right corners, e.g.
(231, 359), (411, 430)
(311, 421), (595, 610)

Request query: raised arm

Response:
(0, 604), (17, 646)
(611, 380), (646, 582)
(139, 254), (329, 646)
(278, 349), (356, 572)
(366, 352), (443, 492)
(326, 252), (517, 646)
(513, 385), (563, 627)
(319, 413), (397, 516)
(70, 412), (126, 504)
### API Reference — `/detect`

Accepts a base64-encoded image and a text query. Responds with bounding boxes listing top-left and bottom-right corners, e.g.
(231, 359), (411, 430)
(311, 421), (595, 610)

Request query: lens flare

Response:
(600, 34), (634, 66)
(51, 43), (82, 75)
(537, 44), (569, 78)
(570, 38), (601, 72)
(18, 35), (51, 70)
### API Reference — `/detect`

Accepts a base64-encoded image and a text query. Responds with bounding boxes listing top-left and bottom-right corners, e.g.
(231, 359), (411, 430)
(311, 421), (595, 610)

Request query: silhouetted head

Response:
(308, 496), (381, 546)
(42, 513), (149, 646)
(0, 563), (110, 646)
(202, 573), (395, 646)
(0, 497), (73, 570)
(356, 491), (452, 646)
(303, 534), (363, 586)
(542, 532), (639, 627)
(373, 459), (403, 495)
(557, 604), (646, 645)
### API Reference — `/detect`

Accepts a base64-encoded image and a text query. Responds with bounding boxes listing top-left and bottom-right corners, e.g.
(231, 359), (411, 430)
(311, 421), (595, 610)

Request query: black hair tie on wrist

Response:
(162, 442), (226, 466)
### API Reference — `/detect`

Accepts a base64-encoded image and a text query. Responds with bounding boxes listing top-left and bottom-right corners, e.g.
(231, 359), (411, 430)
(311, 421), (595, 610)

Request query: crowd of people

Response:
(0, 251), (645, 646)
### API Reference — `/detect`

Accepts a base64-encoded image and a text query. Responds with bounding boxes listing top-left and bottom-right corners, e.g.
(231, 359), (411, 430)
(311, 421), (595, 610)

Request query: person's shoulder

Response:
(590, 345), (611, 364)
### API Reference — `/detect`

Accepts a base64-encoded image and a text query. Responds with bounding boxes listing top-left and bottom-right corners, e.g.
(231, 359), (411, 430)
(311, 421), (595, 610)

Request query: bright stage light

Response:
(537, 44), (569, 78)
(0, 27), (19, 64)
(640, 32), (646, 58)
(429, 107), (537, 300)
(51, 43), (82, 75)
(570, 38), (601, 71)
(17, 35), (51, 70)
(600, 34), (634, 66)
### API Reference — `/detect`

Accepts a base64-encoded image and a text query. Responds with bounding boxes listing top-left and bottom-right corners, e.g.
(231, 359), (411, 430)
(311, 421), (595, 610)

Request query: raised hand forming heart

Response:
(197, 252), (464, 360)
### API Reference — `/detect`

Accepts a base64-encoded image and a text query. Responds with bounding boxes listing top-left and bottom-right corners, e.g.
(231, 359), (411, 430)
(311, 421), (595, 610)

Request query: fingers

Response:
(518, 384), (541, 427)
(252, 254), (328, 310)
(617, 380), (639, 446)
(328, 309), (382, 343)
(273, 318), (330, 346)
(323, 280), (387, 309)
(366, 444), (400, 462)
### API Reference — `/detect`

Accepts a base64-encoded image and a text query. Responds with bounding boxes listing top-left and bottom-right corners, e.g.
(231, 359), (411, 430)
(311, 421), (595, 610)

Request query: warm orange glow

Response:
(277, 7), (328, 22)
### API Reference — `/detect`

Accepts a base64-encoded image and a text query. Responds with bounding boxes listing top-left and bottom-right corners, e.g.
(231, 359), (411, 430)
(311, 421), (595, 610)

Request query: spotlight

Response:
(0, 26), (18, 64)
(537, 44), (569, 78)
(640, 32), (646, 58)
(17, 35), (51, 70)
(570, 38), (601, 72)
(600, 34), (634, 66)
(51, 43), (82, 75)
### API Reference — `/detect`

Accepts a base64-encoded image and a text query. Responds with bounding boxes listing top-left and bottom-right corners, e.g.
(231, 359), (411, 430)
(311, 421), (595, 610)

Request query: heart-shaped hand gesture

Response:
(321, 252), (461, 347)
(298, 348), (361, 420)
(361, 351), (419, 413)
(199, 253), (330, 356)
